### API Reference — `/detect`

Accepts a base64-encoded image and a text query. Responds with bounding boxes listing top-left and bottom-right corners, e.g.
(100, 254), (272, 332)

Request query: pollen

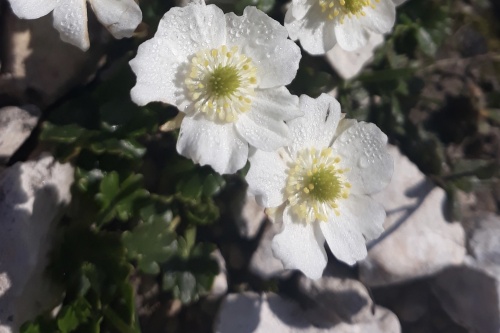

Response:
(318, 0), (379, 23)
(285, 147), (350, 224)
(185, 45), (258, 123)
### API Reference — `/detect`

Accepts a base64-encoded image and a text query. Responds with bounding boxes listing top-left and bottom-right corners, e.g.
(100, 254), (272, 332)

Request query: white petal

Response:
(272, 207), (327, 279)
(287, 94), (341, 153)
(8, 0), (57, 19)
(332, 117), (357, 141)
(359, 0), (396, 34)
(284, 9), (302, 41)
(290, 0), (314, 20)
(129, 38), (182, 106)
(155, 4), (226, 60)
(235, 112), (290, 152)
(332, 122), (393, 195)
(89, 0), (142, 39)
(246, 148), (288, 208)
(285, 5), (337, 55)
(252, 87), (302, 121)
(320, 194), (385, 265)
(52, 0), (90, 51)
(235, 88), (300, 152)
(177, 115), (248, 174)
(339, 194), (386, 241)
(226, 7), (301, 88)
(334, 18), (370, 52)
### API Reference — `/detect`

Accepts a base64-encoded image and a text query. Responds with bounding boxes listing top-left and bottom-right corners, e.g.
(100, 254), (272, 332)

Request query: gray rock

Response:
(0, 156), (74, 332)
(237, 193), (266, 239)
(432, 213), (500, 333)
(0, 106), (41, 164)
(468, 213), (500, 269)
(1, 12), (103, 107)
(296, 275), (374, 326)
(209, 250), (228, 299)
(359, 146), (466, 286)
(248, 221), (285, 279)
(215, 291), (400, 333)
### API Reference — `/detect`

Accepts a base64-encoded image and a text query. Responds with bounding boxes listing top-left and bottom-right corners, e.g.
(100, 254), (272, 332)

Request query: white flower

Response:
(129, 4), (302, 175)
(285, 0), (396, 54)
(245, 93), (393, 279)
(7, 0), (142, 51)
(325, 0), (408, 79)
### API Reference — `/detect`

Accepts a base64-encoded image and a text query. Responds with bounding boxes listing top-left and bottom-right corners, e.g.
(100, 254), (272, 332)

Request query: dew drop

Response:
(358, 156), (370, 168)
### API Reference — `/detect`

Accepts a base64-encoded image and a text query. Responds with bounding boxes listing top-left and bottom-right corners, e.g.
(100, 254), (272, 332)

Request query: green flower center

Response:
(185, 45), (258, 123)
(286, 147), (351, 223)
(305, 166), (343, 202)
(208, 66), (241, 97)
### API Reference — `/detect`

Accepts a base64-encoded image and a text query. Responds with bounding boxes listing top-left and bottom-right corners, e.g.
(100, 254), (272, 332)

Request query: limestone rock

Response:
(248, 221), (284, 279)
(215, 291), (400, 333)
(0, 156), (74, 332)
(210, 250), (228, 299)
(432, 213), (500, 333)
(0, 106), (41, 164)
(359, 146), (466, 286)
(237, 193), (266, 239)
(1, 11), (102, 106)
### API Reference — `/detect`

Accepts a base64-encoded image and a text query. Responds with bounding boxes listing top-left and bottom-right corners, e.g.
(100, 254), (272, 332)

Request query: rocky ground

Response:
(1, 0), (500, 332)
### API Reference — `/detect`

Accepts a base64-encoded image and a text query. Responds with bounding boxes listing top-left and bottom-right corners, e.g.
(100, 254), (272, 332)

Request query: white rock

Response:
(326, 32), (384, 80)
(209, 250), (228, 299)
(0, 155), (73, 332)
(215, 291), (400, 333)
(237, 193), (266, 239)
(1, 12), (101, 106)
(297, 276), (375, 326)
(0, 106), (41, 163)
(432, 213), (500, 333)
(248, 221), (285, 279)
(468, 213), (500, 269)
(359, 146), (466, 286)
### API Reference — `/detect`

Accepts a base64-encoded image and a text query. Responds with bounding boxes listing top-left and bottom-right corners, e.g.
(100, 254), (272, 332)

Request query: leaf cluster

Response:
(21, 54), (222, 333)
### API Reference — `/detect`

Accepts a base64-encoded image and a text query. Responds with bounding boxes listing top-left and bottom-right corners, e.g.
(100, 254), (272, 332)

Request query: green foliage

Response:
(95, 172), (149, 224)
(23, 49), (222, 332)
(162, 232), (219, 304)
(122, 211), (178, 275)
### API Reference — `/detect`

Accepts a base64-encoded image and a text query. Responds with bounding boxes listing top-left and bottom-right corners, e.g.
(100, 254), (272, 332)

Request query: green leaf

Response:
(95, 173), (149, 224)
(40, 123), (92, 144)
(177, 173), (203, 200)
(89, 138), (146, 159)
(202, 173), (225, 197)
(122, 216), (178, 274)
(57, 298), (92, 333)
(162, 242), (219, 304)
(416, 27), (437, 56)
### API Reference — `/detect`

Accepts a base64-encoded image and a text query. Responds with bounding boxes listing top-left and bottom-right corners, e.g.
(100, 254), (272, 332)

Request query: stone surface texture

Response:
(248, 221), (285, 279)
(0, 106), (41, 163)
(432, 213), (500, 333)
(215, 290), (400, 333)
(237, 193), (266, 239)
(359, 146), (466, 286)
(0, 156), (74, 332)
(1, 11), (102, 106)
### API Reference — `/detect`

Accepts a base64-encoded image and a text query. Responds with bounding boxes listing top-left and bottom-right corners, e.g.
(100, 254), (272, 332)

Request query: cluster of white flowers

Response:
(8, 0), (396, 279)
